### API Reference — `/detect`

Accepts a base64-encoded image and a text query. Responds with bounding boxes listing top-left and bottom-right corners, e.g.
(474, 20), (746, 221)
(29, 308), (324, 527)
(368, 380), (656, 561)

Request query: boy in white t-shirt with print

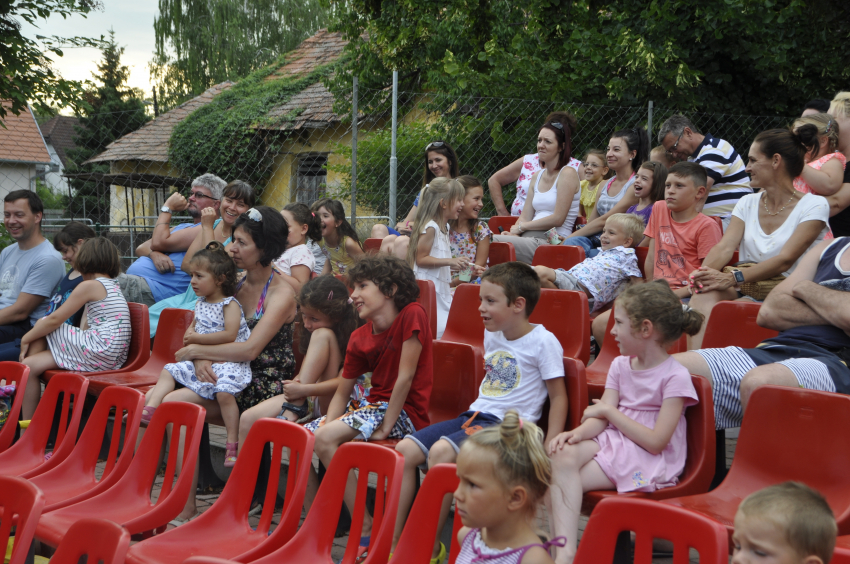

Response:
(391, 262), (568, 563)
(534, 213), (644, 312)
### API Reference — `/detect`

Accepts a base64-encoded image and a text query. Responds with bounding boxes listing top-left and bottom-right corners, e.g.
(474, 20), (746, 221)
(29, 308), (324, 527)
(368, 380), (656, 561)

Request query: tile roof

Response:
(85, 81), (234, 164)
(0, 101), (52, 165)
(265, 29), (348, 82)
(39, 115), (80, 167)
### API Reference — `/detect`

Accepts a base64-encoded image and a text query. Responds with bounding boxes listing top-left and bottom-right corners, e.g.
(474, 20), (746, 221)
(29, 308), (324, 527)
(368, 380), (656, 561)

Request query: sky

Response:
(18, 1), (160, 98)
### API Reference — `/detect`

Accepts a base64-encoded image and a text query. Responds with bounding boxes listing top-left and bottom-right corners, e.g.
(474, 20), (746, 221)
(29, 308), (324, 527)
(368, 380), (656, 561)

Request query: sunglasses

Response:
(425, 141), (445, 151)
(187, 190), (219, 201)
(548, 121), (564, 131)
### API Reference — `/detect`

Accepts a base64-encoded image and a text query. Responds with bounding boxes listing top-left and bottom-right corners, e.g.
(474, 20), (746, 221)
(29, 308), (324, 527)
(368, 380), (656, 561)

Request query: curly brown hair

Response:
(188, 241), (238, 296)
(347, 255), (420, 311)
(296, 275), (362, 357)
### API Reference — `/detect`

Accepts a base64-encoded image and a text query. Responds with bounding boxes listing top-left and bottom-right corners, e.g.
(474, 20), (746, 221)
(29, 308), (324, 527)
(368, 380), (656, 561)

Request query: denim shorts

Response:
(405, 410), (502, 458)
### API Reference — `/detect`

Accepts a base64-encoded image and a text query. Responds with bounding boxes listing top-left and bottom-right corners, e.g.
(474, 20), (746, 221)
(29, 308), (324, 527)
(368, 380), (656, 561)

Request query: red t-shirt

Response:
(342, 302), (433, 430)
(644, 201), (722, 289)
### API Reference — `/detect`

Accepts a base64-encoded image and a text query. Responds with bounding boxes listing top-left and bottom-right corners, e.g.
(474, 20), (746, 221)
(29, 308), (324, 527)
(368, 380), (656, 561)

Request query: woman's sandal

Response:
(223, 442), (238, 468)
(140, 406), (156, 427)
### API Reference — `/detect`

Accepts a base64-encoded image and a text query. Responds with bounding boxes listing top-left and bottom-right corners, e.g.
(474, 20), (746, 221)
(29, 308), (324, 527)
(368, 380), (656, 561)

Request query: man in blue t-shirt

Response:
(0, 190), (65, 345)
(117, 173), (226, 306)
(675, 237), (850, 429)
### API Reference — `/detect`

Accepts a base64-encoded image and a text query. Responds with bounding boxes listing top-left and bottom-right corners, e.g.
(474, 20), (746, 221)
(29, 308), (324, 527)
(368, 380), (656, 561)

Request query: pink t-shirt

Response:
(644, 201), (722, 290)
(272, 243), (316, 276)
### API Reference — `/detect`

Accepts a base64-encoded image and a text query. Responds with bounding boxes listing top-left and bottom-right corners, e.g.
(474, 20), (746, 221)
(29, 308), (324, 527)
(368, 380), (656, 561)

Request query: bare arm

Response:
(184, 300), (242, 345)
(645, 238), (655, 281)
(324, 376), (357, 422)
(416, 226), (467, 270)
(370, 333), (423, 440)
(472, 230), (490, 268)
(345, 236), (365, 261)
(699, 216), (745, 271)
(151, 223), (200, 253)
(548, 388), (618, 453)
(544, 378), (568, 446)
(826, 182), (850, 217)
(136, 239), (152, 257)
(590, 396), (686, 455)
(568, 182), (639, 239)
(278, 264), (312, 294)
(182, 208), (219, 274)
(502, 171), (541, 235)
(799, 158), (844, 196)
(791, 280), (850, 333)
(487, 157), (524, 216)
(0, 292), (47, 325)
(20, 281), (105, 344)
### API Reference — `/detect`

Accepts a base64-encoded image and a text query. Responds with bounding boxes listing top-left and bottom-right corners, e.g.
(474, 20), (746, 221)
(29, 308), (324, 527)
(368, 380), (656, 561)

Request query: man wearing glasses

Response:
(657, 114), (751, 230)
(117, 173), (226, 306)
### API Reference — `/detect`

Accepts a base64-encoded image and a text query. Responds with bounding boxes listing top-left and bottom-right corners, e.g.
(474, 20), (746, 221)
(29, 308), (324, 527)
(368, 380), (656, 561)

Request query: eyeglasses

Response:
(425, 141), (445, 151)
(548, 121), (564, 131)
(187, 190), (219, 201)
(666, 132), (684, 157)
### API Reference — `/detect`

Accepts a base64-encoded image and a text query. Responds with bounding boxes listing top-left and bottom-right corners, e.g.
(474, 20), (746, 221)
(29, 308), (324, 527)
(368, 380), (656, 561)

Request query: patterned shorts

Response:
(303, 399), (415, 441)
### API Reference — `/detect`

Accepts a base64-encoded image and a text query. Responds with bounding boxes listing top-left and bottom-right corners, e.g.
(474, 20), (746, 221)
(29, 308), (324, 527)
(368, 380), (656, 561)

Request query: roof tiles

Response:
(0, 102), (52, 165)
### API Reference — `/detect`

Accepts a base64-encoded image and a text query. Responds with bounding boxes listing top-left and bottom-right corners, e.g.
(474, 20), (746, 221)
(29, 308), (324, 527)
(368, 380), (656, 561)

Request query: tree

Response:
(0, 0), (105, 126)
(65, 30), (151, 224)
(326, 0), (850, 115)
(150, 0), (330, 112)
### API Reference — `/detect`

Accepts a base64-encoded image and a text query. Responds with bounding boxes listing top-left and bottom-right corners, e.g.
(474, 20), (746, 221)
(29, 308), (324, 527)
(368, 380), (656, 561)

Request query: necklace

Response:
(762, 191), (797, 216)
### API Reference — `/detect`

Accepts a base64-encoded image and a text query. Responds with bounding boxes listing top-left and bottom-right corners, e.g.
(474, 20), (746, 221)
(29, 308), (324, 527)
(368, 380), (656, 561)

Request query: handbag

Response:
(721, 262), (785, 301)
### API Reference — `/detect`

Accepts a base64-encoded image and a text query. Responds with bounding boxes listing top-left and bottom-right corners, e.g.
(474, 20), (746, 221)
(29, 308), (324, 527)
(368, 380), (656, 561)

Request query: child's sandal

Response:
(140, 406), (156, 427)
(223, 442), (238, 468)
(279, 401), (309, 422)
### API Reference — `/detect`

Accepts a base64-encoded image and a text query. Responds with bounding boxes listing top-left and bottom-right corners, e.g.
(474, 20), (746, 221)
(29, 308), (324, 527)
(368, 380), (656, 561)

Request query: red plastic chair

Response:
(85, 308), (193, 396)
(0, 362), (29, 453)
(185, 442), (404, 564)
(363, 238), (383, 255)
(0, 476), (45, 564)
(663, 386), (850, 537)
(391, 463), (463, 564)
(27, 386), (144, 513)
(126, 419), (315, 564)
(581, 374), (715, 513)
(49, 518), (130, 564)
(531, 245), (586, 271)
(701, 301), (778, 349)
(0, 372), (88, 479)
(42, 303), (151, 385)
(417, 279), (438, 340)
(574, 496), (728, 564)
(834, 536), (850, 564)
(564, 357), (589, 432)
(488, 241), (516, 266)
(487, 216), (518, 235)
(35, 401), (206, 546)
(635, 246), (649, 279)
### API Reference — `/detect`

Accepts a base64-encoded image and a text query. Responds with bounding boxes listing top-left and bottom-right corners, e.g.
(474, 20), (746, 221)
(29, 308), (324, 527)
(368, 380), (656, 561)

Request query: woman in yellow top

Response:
(315, 198), (364, 275)
(579, 149), (610, 218)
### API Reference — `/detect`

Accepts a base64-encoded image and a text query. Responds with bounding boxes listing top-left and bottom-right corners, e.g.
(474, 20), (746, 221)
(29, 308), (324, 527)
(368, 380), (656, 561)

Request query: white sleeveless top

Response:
(595, 174), (636, 217)
(531, 167), (581, 237)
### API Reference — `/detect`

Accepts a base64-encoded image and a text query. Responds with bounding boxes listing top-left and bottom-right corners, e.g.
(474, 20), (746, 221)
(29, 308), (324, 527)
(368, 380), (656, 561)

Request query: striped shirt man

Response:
(689, 134), (752, 219)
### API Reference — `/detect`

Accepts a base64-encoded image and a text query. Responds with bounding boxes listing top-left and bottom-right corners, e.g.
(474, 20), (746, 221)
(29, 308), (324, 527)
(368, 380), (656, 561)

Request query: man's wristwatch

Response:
(160, 205), (172, 214)
(733, 270), (745, 284)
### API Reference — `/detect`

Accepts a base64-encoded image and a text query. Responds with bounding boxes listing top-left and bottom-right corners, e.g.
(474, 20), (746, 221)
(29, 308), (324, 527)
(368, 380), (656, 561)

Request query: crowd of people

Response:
(6, 92), (850, 564)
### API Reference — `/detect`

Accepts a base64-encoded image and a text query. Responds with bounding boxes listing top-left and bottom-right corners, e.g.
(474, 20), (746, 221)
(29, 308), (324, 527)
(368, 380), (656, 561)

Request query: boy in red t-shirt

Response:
(305, 255), (433, 550)
(644, 161), (722, 299)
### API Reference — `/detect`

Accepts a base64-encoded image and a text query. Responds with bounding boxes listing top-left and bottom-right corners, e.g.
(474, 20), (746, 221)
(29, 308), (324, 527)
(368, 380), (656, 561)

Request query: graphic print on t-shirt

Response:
(0, 265), (19, 297)
(655, 224), (689, 286)
(482, 351), (521, 397)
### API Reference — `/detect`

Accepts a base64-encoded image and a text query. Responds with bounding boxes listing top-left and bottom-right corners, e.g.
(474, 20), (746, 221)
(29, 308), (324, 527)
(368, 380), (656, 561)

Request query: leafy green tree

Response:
(326, 0), (850, 115)
(150, 0), (330, 111)
(65, 30), (151, 224)
(0, 0), (105, 126)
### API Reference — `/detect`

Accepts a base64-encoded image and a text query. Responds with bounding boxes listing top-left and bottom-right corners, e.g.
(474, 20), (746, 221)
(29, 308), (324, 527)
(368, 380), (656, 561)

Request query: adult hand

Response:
(194, 360), (217, 383)
(549, 430), (582, 453)
(581, 399), (612, 423)
(150, 251), (175, 273)
(509, 222), (523, 235)
(282, 379), (308, 401)
(200, 207), (218, 229)
(174, 344), (199, 362)
(689, 266), (735, 293)
(164, 192), (189, 212)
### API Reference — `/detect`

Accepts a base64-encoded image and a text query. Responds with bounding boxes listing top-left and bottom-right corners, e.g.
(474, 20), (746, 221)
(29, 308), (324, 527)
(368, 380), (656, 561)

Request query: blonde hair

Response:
(406, 178), (465, 267)
(738, 482), (837, 563)
(463, 410), (551, 508)
(793, 113), (840, 159)
(605, 213), (644, 247)
(829, 92), (850, 120)
(615, 280), (704, 344)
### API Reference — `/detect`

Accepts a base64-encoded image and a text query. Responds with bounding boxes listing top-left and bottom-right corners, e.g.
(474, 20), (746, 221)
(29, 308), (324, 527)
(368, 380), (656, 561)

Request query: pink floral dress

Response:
(794, 152), (846, 240)
(46, 278), (131, 372)
(449, 221), (492, 282)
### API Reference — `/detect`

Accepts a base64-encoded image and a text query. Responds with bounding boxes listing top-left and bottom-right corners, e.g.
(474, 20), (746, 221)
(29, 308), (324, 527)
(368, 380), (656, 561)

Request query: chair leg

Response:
(710, 429), (727, 490)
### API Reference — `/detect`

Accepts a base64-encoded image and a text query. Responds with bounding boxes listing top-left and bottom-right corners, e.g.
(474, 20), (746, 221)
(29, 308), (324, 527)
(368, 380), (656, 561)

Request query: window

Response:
(296, 154), (327, 205)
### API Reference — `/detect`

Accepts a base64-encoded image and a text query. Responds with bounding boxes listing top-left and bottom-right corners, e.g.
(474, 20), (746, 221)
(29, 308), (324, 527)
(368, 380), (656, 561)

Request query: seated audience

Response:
(316, 198), (364, 275)
(687, 129), (829, 349)
(658, 114), (752, 229)
(579, 149), (611, 219)
(21, 238), (130, 419)
(793, 113), (845, 201)
(627, 161), (668, 232)
(449, 175), (490, 286)
(275, 203), (322, 293)
(733, 482), (836, 564)
(802, 98), (831, 116)
(118, 173), (226, 306)
(674, 236), (850, 430)
(825, 93), (850, 236)
(535, 213), (643, 312)
(492, 113), (581, 263)
(392, 262), (567, 560)
(650, 145), (678, 169)
(562, 127), (649, 255)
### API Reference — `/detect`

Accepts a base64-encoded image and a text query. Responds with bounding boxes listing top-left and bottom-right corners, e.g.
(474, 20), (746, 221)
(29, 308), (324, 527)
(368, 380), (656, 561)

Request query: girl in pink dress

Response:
(547, 281), (703, 564)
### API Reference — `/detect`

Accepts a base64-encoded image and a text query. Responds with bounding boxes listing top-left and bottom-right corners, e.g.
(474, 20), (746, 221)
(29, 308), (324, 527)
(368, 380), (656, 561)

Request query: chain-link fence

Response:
(0, 83), (795, 260)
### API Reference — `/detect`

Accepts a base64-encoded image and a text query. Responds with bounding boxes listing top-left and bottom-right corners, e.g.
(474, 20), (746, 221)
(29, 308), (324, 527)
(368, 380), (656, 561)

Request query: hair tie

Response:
(682, 304), (692, 313)
(311, 212), (315, 217)
(347, 297), (353, 304)
(328, 291), (334, 300)
(519, 418), (524, 430)
(826, 119), (833, 134)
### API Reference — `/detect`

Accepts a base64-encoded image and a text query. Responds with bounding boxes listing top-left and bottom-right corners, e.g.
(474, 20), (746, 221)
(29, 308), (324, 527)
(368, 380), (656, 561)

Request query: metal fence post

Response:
(389, 70), (398, 226)
(647, 101), (654, 139)
(351, 76), (358, 229)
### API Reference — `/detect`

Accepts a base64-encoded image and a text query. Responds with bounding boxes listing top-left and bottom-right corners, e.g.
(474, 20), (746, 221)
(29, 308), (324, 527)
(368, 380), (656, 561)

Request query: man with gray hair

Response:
(117, 173), (226, 306)
(658, 114), (751, 229)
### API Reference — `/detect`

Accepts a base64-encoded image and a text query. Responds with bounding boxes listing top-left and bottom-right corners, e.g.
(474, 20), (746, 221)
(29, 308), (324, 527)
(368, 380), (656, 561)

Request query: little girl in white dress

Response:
(143, 242), (251, 467)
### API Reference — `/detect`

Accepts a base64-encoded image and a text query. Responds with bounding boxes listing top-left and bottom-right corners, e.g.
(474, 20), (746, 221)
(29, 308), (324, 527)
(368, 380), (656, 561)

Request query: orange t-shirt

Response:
(644, 201), (722, 289)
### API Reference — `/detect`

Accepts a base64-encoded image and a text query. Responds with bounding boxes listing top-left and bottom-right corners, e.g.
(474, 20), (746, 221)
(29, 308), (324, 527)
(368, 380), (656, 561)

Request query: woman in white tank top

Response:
(492, 115), (581, 264)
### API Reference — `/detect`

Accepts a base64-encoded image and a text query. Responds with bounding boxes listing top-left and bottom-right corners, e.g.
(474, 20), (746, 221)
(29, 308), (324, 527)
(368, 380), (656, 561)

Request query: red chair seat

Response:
(488, 241), (515, 266)
(417, 279), (438, 340)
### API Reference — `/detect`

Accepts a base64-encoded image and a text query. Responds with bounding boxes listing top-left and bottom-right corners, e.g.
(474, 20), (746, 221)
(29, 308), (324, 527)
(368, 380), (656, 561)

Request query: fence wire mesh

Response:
(0, 85), (795, 260)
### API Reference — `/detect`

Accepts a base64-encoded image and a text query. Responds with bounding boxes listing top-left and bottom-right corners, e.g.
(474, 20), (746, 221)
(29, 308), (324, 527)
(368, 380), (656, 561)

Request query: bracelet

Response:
(517, 221), (524, 233)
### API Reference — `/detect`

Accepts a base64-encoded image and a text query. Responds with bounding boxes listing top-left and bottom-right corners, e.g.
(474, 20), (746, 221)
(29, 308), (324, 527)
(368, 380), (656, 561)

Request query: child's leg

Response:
(237, 394), (285, 451)
(217, 392), (240, 444)
(21, 349), (59, 419)
(391, 236), (410, 260)
(145, 369), (177, 407)
(548, 441), (614, 564)
(313, 420), (368, 534)
(424, 439), (460, 558)
(380, 234), (398, 253)
(533, 265), (560, 289)
(393, 438), (429, 548)
(281, 328), (340, 421)
(592, 310), (610, 346)
(25, 336), (48, 357)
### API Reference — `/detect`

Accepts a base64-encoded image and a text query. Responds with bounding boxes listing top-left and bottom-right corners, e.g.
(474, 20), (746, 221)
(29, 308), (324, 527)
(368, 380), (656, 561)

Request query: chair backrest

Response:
(487, 216), (518, 235)
(0, 362), (29, 453)
(416, 279), (438, 340)
(574, 496), (728, 564)
(124, 303), (152, 371)
(50, 518), (130, 564)
(720, 386), (850, 529)
(564, 357), (589, 432)
(531, 245), (585, 271)
(441, 284), (486, 350)
(149, 308), (195, 368)
(363, 238), (382, 255)
(215, 419), (315, 562)
(530, 289), (590, 364)
(635, 246), (649, 278)
(392, 464), (460, 564)
(30, 386), (144, 511)
(430, 341), (483, 423)
(488, 241), (516, 266)
(0, 475), (44, 564)
(701, 301), (778, 349)
(675, 375), (716, 496)
(833, 536), (850, 564)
